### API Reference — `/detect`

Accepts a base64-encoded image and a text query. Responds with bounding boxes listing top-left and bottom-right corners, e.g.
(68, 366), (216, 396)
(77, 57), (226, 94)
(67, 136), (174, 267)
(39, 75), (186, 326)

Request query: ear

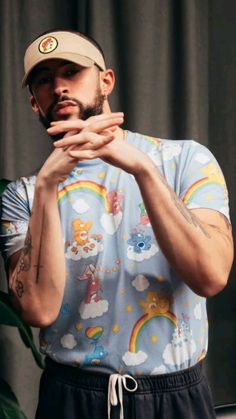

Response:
(100, 69), (115, 97)
(30, 95), (39, 114)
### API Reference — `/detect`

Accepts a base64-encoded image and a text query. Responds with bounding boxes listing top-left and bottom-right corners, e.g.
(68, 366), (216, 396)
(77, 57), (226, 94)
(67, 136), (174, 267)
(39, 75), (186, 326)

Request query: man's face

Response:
(30, 59), (106, 129)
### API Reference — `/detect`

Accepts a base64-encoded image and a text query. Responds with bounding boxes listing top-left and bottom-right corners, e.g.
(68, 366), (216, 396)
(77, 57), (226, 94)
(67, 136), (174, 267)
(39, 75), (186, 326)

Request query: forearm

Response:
(135, 162), (233, 297)
(9, 177), (66, 326)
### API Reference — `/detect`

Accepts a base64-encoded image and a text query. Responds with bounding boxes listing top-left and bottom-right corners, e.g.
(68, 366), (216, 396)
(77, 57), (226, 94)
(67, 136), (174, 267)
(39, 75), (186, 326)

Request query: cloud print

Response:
(127, 243), (159, 262)
(79, 299), (109, 319)
(162, 325), (196, 367)
(163, 339), (196, 366)
(100, 212), (122, 235)
(65, 239), (104, 261)
(194, 302), (202, 320)
(132, 275), (150, 292)
(162, 143), (182, 161)
(72, 199), (90, 214)
(122, 351), (147, 366)
(148, 148), (162, 166)
(60, 333), (77, 349)
(151, 365), (167, 375)
(194, 153), (210, 164)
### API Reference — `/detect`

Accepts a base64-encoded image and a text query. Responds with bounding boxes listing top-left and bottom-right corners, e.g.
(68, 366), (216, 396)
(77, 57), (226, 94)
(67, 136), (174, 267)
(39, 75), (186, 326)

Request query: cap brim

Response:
(22, 53), (95, 88)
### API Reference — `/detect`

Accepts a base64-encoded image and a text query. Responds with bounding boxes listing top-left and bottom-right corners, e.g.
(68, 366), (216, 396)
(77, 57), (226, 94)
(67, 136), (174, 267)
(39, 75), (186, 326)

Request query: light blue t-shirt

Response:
(0, 131), (230, 375)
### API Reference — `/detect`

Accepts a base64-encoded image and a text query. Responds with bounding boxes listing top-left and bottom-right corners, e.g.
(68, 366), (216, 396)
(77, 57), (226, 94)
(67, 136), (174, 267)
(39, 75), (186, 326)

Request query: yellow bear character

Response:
(139, 291), (171, 316)
(72, 219), (93, 246)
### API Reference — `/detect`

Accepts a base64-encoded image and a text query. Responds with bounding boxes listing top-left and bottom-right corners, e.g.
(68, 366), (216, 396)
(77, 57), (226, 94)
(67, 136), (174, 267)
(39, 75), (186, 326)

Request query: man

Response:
(0, 30), (233, 419)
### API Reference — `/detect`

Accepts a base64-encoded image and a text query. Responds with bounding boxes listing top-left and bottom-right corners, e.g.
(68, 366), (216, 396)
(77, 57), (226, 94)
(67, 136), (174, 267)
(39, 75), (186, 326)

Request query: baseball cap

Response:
(22, 30), (106, 87)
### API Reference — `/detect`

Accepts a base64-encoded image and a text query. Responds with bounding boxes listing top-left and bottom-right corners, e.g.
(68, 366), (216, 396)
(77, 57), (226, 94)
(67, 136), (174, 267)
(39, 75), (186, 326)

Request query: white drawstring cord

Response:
(108, 373), (138, 419)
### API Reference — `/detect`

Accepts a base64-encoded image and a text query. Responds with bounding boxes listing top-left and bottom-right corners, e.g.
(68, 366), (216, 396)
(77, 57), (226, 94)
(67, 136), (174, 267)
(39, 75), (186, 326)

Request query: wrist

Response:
(134, 157), (157, 182)
(36, 173), (59, 194)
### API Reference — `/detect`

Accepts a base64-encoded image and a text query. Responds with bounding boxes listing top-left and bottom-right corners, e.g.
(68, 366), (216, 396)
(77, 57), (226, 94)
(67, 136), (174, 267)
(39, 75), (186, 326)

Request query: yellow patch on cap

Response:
(39, 36), (58, 54)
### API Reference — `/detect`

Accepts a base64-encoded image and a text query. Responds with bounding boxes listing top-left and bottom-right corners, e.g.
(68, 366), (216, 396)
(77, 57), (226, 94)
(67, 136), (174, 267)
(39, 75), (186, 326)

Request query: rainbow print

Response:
(183, 177), (223, 206)
(129, 311), (178, 353)
(57, 181), (111, 212)
(143, 135), (161, 146)
(86, 326), (104, 340)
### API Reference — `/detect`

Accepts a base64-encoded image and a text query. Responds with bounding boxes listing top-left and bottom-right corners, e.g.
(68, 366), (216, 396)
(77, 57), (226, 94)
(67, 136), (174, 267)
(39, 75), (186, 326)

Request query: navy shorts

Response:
(35, 358), (216, 419)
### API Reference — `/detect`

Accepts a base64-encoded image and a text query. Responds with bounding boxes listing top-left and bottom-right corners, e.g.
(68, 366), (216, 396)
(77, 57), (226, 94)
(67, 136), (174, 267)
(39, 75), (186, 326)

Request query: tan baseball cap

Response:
(22, 30), (106, 87)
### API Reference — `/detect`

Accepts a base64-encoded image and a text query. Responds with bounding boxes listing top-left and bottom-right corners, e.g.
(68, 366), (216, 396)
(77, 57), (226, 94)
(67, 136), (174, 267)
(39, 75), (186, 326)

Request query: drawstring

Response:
(108, 373), (138, 419)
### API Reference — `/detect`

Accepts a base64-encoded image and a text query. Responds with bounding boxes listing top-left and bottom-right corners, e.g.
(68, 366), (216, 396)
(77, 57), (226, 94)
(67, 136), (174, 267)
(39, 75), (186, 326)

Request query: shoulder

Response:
(1, 175), (37, 207)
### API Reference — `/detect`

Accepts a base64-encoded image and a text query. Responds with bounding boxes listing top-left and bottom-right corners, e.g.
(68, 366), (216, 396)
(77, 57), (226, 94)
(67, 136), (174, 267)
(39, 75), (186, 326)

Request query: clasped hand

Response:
(45, 113), (150, 179)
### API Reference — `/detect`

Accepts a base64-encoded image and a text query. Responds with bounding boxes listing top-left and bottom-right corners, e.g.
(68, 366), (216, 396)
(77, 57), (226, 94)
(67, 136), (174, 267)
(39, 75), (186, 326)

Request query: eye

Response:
(32, 74), (53, 87)
(38, 75), (53, 85)
(65, 69), (76, 76)
(64, 65), (81, 78)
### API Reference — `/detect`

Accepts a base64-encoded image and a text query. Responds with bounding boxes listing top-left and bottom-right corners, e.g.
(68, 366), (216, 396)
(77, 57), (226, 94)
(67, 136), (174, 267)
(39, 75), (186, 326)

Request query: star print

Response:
(113, 325), (120, 333)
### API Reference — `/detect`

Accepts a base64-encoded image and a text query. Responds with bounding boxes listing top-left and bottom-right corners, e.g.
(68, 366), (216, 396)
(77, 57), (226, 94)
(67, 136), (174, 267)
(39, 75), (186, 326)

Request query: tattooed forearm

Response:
(13, 210), (45, 290)
(9, 228), (32, 299)
(17, 228), (33, 273)
(33, 211), (45, 283)
(156, 170), (211, 238)
(172, 193), (211, 238)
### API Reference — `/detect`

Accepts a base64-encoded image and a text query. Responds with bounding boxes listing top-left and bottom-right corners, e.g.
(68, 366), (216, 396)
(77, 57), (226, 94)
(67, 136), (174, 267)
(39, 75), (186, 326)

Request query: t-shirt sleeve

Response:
(0, 179), (32, 262)
(179, 141), (230, 220)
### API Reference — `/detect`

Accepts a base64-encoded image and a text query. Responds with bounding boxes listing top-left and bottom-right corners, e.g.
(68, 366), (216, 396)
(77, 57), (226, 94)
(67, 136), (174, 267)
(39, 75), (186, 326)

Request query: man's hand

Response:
(50, 113), (152, 176)
(40, 112), (125, 185)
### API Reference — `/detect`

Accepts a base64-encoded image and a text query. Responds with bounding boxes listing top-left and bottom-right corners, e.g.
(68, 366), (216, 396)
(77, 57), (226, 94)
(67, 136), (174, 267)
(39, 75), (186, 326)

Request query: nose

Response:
(52, 76), (69, 97)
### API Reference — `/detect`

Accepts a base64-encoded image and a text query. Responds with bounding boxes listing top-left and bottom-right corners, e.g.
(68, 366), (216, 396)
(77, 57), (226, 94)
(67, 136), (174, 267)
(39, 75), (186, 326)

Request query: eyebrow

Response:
(30, 61), (77, 81)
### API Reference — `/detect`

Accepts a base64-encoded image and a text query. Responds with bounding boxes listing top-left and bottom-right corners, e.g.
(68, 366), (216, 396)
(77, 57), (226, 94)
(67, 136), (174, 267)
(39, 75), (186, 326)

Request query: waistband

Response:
(44, 358), (204, 394)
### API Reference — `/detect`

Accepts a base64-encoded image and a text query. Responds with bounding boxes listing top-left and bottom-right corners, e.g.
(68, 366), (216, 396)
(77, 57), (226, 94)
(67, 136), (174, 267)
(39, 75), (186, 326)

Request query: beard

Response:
(38, 87), (106, 140)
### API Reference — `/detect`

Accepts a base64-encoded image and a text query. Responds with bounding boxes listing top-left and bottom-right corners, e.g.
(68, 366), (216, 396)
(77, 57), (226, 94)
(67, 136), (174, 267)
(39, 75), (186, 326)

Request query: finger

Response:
(77, 133), (114, 151)
(49, 112), (123, 129)
(53, 123), (120, 147)
(47, 119), (86, 135)
(64, 139), (114, 159)
(68, 148), (100, 161)
(84, 112), (124, 124)
(83, 116), (124, 133)
(54, 131), (114, 149)
(48, 113), (124, 135)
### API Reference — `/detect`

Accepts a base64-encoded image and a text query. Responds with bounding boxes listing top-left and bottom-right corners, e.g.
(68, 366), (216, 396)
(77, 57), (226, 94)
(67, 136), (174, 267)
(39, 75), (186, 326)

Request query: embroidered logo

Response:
(38, 36), (58, 54)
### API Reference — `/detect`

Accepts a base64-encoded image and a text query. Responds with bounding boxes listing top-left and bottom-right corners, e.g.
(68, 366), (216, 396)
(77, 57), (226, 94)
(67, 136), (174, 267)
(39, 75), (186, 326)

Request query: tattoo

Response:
(156, 171), (211, 238)
(10, 228), (32, 300)
(17, 228), (33, 273)
(34, 262), (43, 283)
(34, 212), (45, 283)
(15, 280), (24, 298)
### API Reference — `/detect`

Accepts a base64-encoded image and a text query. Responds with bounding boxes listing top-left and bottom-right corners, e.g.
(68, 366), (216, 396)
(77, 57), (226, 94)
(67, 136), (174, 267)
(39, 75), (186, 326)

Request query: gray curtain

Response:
(0, 1), (235, 417)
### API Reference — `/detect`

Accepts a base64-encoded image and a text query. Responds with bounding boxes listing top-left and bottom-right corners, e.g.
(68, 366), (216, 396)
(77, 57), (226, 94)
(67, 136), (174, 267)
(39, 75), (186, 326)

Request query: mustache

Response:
(47, 95), (80, 117)
(41, 95), (80, 136)
(39, 90), (105, 140)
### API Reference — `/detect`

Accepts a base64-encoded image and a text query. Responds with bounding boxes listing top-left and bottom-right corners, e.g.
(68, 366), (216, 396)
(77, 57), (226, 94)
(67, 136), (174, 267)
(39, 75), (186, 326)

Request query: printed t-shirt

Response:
(0, 131), (230, 375)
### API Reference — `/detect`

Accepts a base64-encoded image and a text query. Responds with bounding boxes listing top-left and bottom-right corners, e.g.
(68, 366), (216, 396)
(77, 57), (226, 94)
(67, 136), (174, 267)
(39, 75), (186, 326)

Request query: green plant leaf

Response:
(0, 179), (10, 195)
(0, 291), (45, 369)
(0, 378), (28, 419)
(0, 292), (22, 327)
